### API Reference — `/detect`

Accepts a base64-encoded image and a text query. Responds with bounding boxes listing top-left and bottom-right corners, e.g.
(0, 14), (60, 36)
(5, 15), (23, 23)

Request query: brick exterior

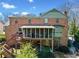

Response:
(31, 18), (44, 24)
(48, 18), (68, 46)
(5, 16), (68, 47)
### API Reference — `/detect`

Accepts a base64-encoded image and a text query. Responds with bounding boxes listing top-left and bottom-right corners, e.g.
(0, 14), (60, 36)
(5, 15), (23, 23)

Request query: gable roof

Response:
(41, 9), (66, 18)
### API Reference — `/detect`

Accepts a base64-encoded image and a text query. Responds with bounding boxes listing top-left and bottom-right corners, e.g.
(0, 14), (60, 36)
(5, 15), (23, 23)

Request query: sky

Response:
(0, 0), (79, 22)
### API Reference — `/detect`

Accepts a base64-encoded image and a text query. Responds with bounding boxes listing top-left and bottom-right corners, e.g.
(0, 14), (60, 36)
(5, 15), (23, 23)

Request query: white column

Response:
(46, 28), (49, 46)
(30, 28), (32, 38)
(44, 28), (45, 39)
(22, 28), (25, 38)
(24, 28), (26, 38)
(26, 28), (27, 37)
(30, 28), (32, 42)
(52, 28), (54, 53)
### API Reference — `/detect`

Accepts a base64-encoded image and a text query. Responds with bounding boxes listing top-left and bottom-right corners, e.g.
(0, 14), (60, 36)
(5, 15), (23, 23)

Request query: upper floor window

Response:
(15, 20), (18, 24)
(44, 18), (48, 24)
(54, 26), (63, 37)
(56, 18), (59, 23)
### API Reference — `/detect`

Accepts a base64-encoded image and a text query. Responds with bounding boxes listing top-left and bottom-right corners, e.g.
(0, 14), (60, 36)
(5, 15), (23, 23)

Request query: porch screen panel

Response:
(45, 28), (48, 38)
(36, 28), (39, 38)
(27, 28), (30, 37)
(49, 28), (52, 38)
(40, 28), (44, 38)
(32, 28), (35, 38)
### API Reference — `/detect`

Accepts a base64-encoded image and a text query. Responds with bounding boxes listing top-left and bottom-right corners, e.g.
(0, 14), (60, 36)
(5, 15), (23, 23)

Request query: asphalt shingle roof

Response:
(41, 9), (66, 18)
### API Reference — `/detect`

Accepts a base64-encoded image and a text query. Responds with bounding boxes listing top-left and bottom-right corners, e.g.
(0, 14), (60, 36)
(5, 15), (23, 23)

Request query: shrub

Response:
(0, 34), (5, 42)
(55, 46), (69, 54)
(15, 42), (38, 58)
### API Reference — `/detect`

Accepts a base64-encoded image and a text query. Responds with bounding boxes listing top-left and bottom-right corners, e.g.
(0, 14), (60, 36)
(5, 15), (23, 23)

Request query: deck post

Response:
(30, 28), (32, 42)
(39, 28), (40, 38)
(51, 29), (54, 53)
(44, 28), (45, 39)
(40, 40), (42, 51)
(35, 28), (36, 38)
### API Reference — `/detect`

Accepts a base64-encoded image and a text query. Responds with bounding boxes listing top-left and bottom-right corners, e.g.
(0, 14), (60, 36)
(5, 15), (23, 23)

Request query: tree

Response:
(69, 19), (78, 36)
(15, 42), (38, 58)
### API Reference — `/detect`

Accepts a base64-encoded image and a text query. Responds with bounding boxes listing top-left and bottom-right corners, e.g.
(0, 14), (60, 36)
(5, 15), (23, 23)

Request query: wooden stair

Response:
(1, 33), (22, 58)
(2, 44), (15, 58)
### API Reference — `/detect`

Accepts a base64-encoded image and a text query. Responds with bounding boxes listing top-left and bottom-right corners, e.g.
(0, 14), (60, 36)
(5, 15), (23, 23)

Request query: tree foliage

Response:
(69, 20), (78, 36)
(74, 30), (79, 42)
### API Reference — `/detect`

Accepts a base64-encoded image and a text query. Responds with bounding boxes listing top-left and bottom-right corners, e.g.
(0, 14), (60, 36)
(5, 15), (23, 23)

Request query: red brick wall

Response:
(5, 17), (29, 40)
(31, 18), (44, 24)
(5, 16), (68, 46)
(48, 18), (68, 46)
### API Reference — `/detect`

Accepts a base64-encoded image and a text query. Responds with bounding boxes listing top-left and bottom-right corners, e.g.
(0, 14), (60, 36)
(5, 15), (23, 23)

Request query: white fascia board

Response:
(20, 26), (55, 29)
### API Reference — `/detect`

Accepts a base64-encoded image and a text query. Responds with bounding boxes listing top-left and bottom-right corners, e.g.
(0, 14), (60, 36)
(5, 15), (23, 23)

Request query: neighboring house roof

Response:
(41, 9), (66, 18)
(4, 20), (10, 26)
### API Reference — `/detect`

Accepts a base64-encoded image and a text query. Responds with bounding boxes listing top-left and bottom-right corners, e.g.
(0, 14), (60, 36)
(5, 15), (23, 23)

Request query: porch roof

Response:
(20, 25), (55, 29)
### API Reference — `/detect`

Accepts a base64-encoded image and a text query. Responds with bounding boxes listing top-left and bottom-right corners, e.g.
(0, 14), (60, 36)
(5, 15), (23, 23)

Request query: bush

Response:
(15, 42), (38, 58)
(0, 38), (5, 42)
(55, 46), (69, 54)
(74, 30), (79, 42)
(0, 34), (5, 42)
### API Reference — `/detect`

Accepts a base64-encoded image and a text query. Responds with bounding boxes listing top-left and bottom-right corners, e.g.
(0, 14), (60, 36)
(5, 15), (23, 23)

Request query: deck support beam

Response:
(40, 40), (42, 51)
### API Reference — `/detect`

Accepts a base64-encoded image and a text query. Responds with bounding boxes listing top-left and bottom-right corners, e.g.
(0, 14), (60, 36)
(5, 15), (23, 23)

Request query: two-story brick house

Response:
(5, 9), (68, 51)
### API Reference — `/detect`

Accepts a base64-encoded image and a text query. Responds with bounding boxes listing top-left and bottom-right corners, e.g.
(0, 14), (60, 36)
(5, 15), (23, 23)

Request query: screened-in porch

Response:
(18, 25), (63, 52)
(19, 25), (55, 40)
(18, 25), (55, 52)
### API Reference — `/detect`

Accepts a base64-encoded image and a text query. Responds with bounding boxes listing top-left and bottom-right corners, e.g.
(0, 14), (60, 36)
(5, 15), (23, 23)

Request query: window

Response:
(27, 28), (31, 37)
(29, 19), (31, 24)
(40, 29), (44, 38)
(32, 28), (35, 38)
(36, 28), (39, 38)
(18, 28), (22, 35)
(54, 26), (63, 37)
(56, 18), (59, 23)
(20, 28), (54, 39)
(45, 28), (48, 38)
(15, 20), (18, 24)
(49, 28), (53, 38)
(44, 18), (48, 24)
